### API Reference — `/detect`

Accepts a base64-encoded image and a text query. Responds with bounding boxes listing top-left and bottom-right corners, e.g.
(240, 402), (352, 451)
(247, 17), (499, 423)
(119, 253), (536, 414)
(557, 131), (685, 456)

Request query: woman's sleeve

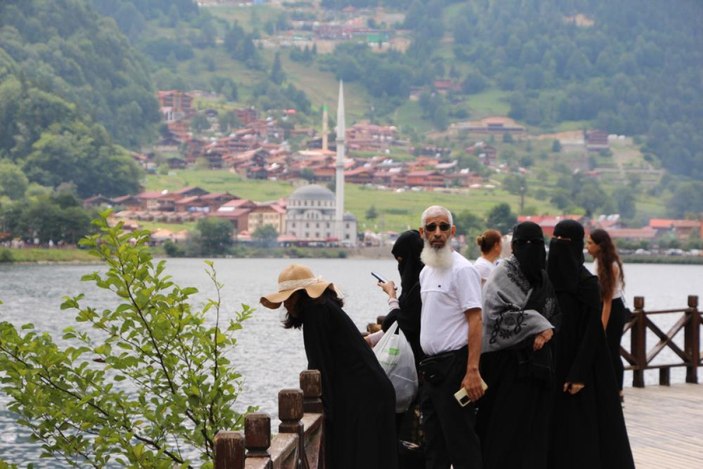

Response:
(381, 307), (399, 332)
(566, 275), (604, 384)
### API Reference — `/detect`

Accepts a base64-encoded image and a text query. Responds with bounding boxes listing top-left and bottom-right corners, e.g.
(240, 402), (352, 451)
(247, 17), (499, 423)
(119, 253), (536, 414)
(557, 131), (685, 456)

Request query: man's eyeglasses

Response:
(425, 222), (451, 232)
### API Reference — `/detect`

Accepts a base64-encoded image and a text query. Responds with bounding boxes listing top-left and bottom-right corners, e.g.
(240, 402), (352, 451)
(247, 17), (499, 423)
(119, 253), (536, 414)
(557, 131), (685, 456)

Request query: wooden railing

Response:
(623, 295), (702, 387)
(214, 369), (325, 469)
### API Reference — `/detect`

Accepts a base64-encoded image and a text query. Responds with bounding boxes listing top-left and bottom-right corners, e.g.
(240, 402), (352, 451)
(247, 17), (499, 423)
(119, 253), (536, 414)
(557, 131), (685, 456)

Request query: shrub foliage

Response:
(0, 212), (254, 467)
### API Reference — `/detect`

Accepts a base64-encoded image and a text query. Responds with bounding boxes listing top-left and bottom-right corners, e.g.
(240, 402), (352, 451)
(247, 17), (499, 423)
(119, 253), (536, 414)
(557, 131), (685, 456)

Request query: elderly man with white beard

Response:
(417, 205), (485, 469)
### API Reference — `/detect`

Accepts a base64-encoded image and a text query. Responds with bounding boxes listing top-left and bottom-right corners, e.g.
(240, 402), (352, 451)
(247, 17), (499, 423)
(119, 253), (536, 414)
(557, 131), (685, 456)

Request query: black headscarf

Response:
(391, 230), (424, 309)
(547, 219), (585, 293)
(511, 221), (546, 287)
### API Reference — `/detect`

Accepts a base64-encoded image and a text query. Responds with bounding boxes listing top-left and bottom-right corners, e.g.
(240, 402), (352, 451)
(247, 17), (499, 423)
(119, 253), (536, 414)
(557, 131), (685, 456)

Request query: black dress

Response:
(549, 267), (634, 469)
(477, 265), (559, 469)
(302, 296), (398, 469)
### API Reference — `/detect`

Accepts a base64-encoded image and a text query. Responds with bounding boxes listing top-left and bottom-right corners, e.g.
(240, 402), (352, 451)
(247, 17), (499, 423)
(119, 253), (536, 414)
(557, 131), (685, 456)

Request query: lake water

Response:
(1, 258), (702, 466)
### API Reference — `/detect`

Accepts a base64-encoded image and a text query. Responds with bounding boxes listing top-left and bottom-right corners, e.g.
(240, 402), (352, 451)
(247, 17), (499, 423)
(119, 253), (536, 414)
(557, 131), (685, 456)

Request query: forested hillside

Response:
(0, 0), (159, 198)
(319, 0), (703, 178)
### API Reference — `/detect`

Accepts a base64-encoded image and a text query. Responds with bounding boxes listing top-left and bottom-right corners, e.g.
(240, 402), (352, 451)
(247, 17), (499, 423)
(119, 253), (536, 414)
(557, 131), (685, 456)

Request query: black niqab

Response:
(391, 230), (424, 310)
(511, 221), (546, 287)
(547, 219), (585, 293)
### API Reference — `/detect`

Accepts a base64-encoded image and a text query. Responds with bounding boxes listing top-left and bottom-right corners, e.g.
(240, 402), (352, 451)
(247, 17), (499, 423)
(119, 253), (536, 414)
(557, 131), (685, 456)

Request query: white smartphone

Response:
(454, 387), (471, 407)
(371, 272), (387, 283)
(454, 380), (488, 407)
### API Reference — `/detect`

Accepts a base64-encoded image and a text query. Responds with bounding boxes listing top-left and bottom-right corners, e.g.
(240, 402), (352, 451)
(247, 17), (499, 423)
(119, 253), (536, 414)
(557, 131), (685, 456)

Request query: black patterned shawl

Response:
(482, 256), (559, 353)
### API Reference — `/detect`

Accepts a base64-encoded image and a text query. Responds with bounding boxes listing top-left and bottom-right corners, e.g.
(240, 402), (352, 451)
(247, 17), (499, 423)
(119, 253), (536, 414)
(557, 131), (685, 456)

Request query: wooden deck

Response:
(624, 384), (702, 468)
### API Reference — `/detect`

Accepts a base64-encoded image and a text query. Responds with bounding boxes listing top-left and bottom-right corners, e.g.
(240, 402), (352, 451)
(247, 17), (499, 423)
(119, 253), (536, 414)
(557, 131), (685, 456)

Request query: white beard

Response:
(421, 240), (454, 269)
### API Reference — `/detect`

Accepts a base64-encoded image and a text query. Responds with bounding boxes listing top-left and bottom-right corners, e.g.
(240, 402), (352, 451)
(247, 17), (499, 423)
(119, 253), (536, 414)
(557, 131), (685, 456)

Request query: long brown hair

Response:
(590, 228), (624, 300)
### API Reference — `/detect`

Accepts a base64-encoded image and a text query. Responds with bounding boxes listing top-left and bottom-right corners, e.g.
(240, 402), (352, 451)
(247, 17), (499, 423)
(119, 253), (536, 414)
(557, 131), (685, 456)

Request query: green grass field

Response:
(0, 248), (99, 264)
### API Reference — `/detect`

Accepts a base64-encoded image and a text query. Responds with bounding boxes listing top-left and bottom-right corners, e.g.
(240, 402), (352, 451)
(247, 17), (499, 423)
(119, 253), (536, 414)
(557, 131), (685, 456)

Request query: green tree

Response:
(217, 110), (241, 133)
(251, 224), (279, 248)
(486, 203), (517, 235)
(22, 123), (142, 198)
(574, 179), (609, 217)
(669, 182), (703, 218)
(196, 217), (234, 255)
(0, 160), (28, 199)
(191, 113), (210, 133)
(453, 210), (485, 238)
(612, 187), (636, 219)
(366, 205), (378, 220)
(0, 191), (95, 244)
(270, 52), (285, 85)
(0, 213), (254, 466)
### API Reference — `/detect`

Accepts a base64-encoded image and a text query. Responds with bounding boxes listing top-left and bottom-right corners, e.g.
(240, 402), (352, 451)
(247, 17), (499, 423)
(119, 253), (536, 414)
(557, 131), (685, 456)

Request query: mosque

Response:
(284, 82), (358, 246)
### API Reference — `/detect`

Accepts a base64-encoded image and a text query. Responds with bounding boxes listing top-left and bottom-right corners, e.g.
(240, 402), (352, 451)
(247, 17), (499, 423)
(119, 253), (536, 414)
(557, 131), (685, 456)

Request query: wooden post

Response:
(659, 367), (670, 386)
(300, 370), (323, 414)
(631, 296), (646, 388)
(245, 413), (272, 459)
(279, 388), (308, 469)
(685, 295), (700, 384)
(214, 431), (245, 469)
(300, 370), (325, 469)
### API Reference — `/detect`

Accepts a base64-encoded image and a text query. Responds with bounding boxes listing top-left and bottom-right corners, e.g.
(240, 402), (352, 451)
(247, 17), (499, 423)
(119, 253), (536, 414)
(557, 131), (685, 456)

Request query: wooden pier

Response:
(624, 384), (702, 468)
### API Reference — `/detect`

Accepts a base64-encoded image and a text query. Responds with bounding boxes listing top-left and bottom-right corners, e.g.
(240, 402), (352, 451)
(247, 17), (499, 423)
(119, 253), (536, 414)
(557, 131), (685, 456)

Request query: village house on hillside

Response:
(152, 88), (492, 191)
(450, 117), (526, 138)
(519, 214), (703, 244)
(585, 129), (609, 152)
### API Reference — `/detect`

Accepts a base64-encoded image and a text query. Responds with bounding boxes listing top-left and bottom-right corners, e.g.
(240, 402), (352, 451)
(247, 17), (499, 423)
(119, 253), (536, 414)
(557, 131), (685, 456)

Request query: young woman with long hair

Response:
(586, 228), (627, 402)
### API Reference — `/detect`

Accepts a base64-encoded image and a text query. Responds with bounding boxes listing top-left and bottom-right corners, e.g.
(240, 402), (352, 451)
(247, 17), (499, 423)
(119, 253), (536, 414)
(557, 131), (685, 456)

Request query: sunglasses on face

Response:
(425, 222), (451, 232)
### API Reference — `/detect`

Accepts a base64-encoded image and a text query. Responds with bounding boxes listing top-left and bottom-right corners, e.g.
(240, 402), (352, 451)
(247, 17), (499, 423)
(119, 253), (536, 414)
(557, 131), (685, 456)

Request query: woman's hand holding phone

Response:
(372, 272), (397, 298)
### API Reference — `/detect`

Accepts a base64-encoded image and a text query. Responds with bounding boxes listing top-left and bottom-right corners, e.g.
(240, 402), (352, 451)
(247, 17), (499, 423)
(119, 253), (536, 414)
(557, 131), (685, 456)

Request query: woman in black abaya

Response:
(477, 221), (560, 469)
(261, 264), (398, 469)
(376, 229), (426, 368)
(546, 220), (634, 469)
(376, 230), (426, 467)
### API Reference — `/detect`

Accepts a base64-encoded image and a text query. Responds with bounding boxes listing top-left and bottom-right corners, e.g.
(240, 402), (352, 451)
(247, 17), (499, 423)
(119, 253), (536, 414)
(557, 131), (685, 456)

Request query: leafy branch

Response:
(0, 211), (255, 467)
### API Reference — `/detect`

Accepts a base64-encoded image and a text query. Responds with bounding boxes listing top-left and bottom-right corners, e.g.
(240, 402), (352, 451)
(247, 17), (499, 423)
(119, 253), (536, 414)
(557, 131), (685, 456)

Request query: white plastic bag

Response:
(373, 321), (419, 412)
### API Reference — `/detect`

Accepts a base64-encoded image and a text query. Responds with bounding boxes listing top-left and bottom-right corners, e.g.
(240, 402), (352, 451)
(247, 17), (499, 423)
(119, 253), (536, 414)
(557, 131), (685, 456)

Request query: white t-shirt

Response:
(473, 256), (497, 283)
(419, 251), (483, 356)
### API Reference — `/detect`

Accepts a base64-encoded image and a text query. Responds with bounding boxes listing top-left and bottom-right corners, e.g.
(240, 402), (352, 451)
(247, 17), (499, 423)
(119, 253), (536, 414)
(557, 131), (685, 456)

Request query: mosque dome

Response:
(288, 184), (335, 202)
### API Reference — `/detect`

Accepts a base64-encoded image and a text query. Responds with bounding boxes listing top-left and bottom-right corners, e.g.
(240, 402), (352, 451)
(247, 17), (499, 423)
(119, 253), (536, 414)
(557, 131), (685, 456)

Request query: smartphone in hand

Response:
(454, 387), (471, 407)
(371, 272), (387, 283)
(454, 380), (489, 407)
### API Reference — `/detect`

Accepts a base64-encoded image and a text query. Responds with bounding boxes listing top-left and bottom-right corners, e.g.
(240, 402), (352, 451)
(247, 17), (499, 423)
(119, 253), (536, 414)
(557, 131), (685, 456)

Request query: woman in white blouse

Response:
(474, 229), (502, 285)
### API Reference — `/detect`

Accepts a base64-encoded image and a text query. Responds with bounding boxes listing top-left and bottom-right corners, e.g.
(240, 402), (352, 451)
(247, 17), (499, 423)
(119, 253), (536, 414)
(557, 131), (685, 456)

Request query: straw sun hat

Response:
(260, 264), (335, 309)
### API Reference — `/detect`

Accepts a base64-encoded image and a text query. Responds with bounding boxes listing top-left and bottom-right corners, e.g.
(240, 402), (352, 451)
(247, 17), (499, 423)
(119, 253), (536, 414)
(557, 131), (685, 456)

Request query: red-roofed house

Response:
(214, 199), (257, 234)
(517, 215), (584, 238)
(247, 203), (287, 234)
(606, 228), (657, 240)
(648, 219), (703, 240)
(406, 171), (446, 188)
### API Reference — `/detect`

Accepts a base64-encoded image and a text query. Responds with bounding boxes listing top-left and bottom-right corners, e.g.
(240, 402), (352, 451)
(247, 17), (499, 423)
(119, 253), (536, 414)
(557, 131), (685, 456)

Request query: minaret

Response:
(335, 81), (346, 243)
(322, 105), (329, 152)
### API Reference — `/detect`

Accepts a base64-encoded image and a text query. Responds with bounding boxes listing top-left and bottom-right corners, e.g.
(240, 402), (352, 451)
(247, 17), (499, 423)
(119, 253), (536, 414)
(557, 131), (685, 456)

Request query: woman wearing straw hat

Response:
(261, 264), (398, 469)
